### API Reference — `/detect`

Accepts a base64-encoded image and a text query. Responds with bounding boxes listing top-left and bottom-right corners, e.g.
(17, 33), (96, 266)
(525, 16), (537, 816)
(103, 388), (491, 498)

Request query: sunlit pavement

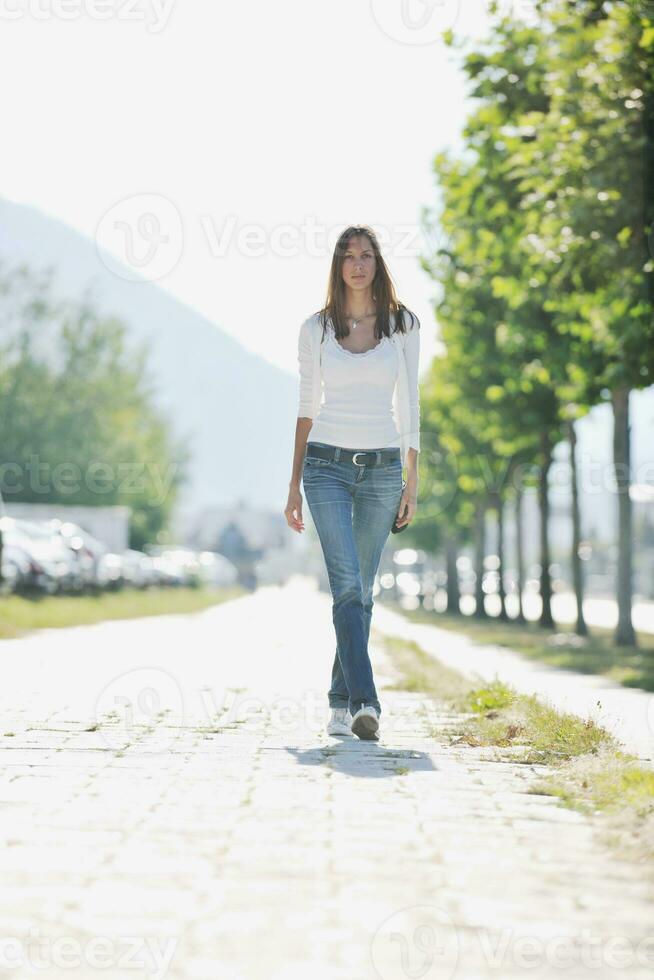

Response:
(0, 577), (652, 979)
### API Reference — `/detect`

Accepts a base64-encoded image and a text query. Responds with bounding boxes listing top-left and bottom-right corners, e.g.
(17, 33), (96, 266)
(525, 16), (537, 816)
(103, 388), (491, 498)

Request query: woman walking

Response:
(284, 225), (420, 741)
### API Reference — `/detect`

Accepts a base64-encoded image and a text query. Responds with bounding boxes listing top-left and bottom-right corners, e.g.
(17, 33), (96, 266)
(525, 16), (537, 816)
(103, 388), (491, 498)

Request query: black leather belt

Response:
(306, 443), (401, 467)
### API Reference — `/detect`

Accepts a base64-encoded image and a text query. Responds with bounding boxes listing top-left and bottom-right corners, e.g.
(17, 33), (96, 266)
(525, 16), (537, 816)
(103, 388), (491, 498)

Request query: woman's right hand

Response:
(285, 485), (305, 532)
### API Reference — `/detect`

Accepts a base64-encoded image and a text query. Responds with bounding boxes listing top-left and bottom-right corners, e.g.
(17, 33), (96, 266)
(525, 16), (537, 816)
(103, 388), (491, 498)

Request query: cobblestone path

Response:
(0, 581), (651, 979)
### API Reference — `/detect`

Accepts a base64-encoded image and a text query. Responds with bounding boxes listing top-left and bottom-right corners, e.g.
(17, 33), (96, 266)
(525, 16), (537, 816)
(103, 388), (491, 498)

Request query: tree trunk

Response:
(612, 384), (637, 647)
(515, 486), (526, 623)
(474, 497), (488, 619)
(538, 432), (554, 629)
(445, 534), (460, 615)
(568, 419), (588, 637)
(497, 494), (508, 620)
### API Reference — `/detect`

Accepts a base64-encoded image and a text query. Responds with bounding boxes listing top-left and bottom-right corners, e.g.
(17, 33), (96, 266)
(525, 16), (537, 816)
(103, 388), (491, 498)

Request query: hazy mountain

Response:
(0, 197), (298, 529)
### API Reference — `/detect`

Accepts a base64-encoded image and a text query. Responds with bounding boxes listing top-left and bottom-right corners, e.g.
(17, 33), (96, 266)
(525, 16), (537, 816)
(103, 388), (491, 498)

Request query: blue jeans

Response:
(302, 441), (404, 719)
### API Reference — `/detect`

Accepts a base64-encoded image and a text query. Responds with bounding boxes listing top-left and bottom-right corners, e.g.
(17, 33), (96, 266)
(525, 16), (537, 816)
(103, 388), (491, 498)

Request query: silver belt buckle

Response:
(352, 452), (368, 466)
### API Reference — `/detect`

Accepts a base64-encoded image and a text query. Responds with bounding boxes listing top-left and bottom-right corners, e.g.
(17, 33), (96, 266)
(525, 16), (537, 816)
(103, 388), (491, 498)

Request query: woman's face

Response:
(341, 235), (376, 292)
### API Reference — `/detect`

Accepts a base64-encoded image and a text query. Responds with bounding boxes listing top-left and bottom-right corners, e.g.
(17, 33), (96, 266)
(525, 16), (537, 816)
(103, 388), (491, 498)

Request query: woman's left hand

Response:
(396, 475), (418, 529)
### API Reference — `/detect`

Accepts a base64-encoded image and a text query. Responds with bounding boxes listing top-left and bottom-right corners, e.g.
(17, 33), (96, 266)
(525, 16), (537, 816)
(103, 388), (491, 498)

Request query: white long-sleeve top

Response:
(297, 309), (420, 468)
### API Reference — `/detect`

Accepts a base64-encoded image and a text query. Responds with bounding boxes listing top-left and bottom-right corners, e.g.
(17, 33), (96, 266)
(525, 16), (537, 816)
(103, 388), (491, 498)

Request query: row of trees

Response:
(0, 262), (188, 554)
(412, 0), (654, 647)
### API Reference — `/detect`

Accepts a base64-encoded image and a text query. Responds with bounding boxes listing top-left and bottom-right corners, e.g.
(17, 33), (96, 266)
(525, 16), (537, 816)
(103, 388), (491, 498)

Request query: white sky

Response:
(1, 0), (508, 376)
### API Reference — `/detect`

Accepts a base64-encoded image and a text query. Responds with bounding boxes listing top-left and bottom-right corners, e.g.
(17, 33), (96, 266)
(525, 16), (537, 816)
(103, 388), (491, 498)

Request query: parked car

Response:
(47, 520), (108, 591)
(147, 547), (202, 587)
(95, 551), (124, 590)
(0, 519), (241, 598)
(3, 518), (76, 594)
(0, 539), (33, 594)
(120, 549), (156, 589)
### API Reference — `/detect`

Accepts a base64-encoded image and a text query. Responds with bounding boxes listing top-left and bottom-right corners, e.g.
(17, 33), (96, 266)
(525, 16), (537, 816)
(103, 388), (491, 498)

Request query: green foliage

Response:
(463, 679), (516, 713)
(0, 262), (190, 548)
(416, 0), (653, 569)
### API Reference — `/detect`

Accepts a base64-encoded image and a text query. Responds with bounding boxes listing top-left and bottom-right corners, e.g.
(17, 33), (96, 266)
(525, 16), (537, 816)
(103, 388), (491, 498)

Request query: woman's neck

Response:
(343, 287), (375, 319)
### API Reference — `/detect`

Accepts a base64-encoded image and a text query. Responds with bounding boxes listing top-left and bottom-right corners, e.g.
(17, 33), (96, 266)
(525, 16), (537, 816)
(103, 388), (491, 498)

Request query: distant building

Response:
(3, 502), (130, 552)
(181, 497), (290, 554)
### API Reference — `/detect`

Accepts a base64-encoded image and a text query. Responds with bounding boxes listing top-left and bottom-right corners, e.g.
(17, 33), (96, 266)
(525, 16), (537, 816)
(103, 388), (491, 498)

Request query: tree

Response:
(512, 0), (654, 645)
(0, 262), (190, 550)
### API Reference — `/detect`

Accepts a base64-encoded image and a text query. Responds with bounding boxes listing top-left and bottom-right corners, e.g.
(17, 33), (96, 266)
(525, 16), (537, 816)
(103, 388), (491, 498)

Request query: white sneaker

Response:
(350, 703), (380, 740)
(327, 707), (353, 736)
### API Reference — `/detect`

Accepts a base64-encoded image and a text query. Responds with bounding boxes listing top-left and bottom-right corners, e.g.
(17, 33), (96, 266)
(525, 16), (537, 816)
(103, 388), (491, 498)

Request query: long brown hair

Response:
(313, 224), (419, 342)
